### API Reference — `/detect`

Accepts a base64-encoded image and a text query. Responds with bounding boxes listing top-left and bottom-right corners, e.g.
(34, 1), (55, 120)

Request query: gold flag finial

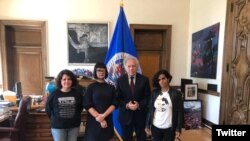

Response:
(120, 0), (123, 7)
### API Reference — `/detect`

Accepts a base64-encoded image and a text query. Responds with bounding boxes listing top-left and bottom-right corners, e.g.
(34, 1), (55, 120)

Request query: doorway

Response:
(130, 24), (172, 89)
(0, 20), (47, 96)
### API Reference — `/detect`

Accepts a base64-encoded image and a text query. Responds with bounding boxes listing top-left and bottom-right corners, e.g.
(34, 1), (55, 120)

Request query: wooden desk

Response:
(9, 106), (87, 141)
(25, 112), (53, 141)
(78, 78), (95, 87)
(0, 107), (11, 123)
(6, 77), (93, 141)
(0, 114), (10, 122)
(9, 105), (44, 112)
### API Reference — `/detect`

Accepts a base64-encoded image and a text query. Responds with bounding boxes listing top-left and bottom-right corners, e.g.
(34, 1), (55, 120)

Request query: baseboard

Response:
(202, 118), (216, 129)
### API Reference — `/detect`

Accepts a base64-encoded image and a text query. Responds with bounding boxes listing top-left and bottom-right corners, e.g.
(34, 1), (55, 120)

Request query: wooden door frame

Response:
(130, 24), (172, 70)
(0, 20), (47, 91)
(219, 0), (250, 124)
(219, 0), (232, 124)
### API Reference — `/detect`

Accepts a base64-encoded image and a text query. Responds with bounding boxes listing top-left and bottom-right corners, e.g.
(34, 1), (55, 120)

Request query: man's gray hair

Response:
(123, 57), (139, 69)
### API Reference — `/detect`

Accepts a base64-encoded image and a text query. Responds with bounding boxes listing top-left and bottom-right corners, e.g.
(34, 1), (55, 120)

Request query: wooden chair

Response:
(0, 96), (32, 141)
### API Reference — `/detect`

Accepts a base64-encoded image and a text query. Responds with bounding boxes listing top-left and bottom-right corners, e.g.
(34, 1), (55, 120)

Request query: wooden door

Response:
(220, 0), (250, 124)
(0, 20), (47, 96)
(130, 24), (172, 89)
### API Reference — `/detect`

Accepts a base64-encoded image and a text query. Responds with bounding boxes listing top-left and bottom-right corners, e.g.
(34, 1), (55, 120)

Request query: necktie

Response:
(130, 76), (135, 94)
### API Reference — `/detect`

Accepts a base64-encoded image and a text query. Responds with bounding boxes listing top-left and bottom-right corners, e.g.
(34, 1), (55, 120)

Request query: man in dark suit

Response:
(116, 57), (151, 141)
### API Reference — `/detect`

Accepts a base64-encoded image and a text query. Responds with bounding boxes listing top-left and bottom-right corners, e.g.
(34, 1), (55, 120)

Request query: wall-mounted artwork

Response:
(68, 22), (109, 65)
(191, 23), (220, 79)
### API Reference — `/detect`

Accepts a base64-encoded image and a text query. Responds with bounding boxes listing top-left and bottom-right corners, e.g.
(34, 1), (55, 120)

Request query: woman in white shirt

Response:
(146, 69), (183, 141)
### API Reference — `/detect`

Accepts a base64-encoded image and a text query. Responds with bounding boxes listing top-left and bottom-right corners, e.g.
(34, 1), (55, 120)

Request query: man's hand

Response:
(127, 101), (139, 111)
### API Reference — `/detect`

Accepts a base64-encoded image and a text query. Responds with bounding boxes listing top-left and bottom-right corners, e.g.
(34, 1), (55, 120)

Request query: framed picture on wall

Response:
(67, 22), (109, 65)
(190, 23), (220, 79)
(183, 100), (202, 130)
(185, 84), (198, 100)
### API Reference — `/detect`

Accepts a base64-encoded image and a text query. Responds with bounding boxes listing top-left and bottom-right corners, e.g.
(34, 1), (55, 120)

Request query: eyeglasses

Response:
(96, 69), (105, 72)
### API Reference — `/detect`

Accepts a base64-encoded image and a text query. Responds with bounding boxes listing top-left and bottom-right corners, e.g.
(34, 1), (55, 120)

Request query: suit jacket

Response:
(116, 73), (151, 126)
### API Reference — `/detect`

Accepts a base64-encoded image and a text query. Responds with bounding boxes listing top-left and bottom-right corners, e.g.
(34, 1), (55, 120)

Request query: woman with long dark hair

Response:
(146, 69), (183, 141)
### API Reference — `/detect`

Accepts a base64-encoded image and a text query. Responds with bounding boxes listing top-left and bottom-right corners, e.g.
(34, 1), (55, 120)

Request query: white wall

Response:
(189, 0), (227, 124)
(189, 0), (227, 91)
(0, 0), (190, 87)
(0, 0), (228, 124)
(198, 93), (220, 124)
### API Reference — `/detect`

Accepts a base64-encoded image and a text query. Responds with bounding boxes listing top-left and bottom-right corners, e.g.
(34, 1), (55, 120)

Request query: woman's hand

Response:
(100, 120), (108, 128)
(95, 113), (106, 122)
(175, 131), (181, 138)
(145, 128), (152, 136)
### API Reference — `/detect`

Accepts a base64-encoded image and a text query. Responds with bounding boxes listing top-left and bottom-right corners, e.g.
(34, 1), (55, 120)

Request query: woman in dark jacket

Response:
(146, 69), (183, 141)
(83, 62), (116, 141)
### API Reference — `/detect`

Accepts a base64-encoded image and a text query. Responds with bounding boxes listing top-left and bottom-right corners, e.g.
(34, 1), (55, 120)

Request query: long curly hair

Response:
(56, 69), (78, 89)
(152, 69), (172, 89)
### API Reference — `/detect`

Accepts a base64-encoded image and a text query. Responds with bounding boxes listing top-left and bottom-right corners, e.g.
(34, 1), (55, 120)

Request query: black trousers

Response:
(151, 125), (174, 141)
(121, 123), (146, 141)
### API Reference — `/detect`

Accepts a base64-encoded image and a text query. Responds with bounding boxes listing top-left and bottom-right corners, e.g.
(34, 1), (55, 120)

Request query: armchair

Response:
(0, 96), (32, 141)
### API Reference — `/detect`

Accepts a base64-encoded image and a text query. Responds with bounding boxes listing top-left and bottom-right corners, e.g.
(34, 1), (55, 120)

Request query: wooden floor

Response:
(179, 126), (211, 141)
(79, 122), (211, 141)
(110, 126), (211, 141)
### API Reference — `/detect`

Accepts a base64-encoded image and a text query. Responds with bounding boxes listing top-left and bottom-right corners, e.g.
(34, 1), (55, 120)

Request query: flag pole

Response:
(106, 0), (141, 140)
(120, 0), (123, 7)
(114, 2), (124, 141)
(114, 128), (123, 141)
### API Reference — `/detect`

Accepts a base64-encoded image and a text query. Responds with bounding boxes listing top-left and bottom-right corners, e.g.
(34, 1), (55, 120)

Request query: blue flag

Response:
(104, 6), (141, 140)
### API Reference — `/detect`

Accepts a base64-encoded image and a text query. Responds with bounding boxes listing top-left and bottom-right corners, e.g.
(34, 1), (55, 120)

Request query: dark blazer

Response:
(116, 73), (151, 126)
(146, 87), (184, 133)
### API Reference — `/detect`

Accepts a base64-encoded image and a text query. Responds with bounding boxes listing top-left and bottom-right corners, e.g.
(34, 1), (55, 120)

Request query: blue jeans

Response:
(51, 127), (79, 141)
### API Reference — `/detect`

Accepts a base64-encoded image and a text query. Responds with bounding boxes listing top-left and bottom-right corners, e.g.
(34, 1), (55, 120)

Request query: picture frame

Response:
(181, 78), (193, 94)
(67, 22), (109, 65)
(183, 100), (202, 130)
(185, 84), (198, 100)
(191, 23), (220, 79)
